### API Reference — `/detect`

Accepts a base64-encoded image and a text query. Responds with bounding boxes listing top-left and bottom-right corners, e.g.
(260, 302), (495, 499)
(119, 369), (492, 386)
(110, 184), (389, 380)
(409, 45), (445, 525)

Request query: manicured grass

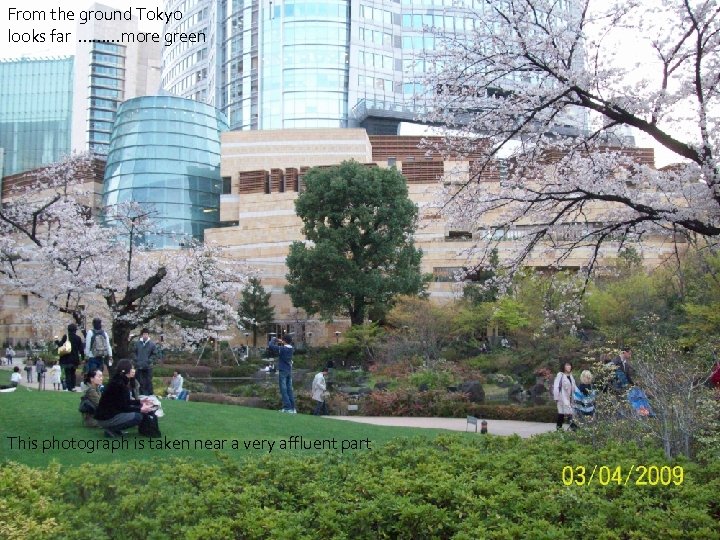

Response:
(0, 386), (450, 468)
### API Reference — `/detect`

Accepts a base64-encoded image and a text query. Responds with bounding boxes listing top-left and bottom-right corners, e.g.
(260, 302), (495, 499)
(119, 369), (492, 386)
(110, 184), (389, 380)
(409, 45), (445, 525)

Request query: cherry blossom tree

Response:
(0, 154), (247, 358)
(419, 0), (720, 277)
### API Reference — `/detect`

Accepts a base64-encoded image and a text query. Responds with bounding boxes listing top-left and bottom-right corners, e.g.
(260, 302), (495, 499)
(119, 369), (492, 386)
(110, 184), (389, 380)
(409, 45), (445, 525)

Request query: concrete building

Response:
(206, 129), (681, 343)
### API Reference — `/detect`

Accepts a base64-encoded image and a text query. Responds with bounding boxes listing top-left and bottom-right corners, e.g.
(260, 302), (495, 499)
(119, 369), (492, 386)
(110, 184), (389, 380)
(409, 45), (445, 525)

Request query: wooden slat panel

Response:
(237, 170), (267, 194)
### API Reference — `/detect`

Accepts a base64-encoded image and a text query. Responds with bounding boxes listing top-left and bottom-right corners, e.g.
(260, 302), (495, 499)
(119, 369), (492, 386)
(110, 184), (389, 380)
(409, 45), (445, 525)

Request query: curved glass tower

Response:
(102, 95), (227, 248)
(160, 0), (586, 134)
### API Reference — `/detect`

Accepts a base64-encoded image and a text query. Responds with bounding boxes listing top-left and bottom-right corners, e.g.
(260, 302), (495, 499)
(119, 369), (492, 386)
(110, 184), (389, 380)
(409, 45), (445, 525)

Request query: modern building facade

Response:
(161, 0), (587, 134)
(0, 57), (74, 176)
(0, 3), (162, 177)
(71, 2), (163, 155)
(103, 96), (228, 248)
(206, 128), (678, 343)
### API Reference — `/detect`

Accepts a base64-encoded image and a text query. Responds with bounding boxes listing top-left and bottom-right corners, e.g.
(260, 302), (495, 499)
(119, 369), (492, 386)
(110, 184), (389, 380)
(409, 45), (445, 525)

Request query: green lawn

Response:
(0, 386), (450, 468)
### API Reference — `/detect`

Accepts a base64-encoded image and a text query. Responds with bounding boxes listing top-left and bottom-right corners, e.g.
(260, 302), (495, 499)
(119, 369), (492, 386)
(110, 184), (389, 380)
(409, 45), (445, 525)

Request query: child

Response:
(48, 361), (62, 391)
(10, 366), (22, 387)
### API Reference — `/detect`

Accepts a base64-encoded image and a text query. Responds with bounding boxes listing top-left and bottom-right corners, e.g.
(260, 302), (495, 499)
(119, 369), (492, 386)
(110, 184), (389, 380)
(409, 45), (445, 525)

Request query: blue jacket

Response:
(268, 338), (293, 372)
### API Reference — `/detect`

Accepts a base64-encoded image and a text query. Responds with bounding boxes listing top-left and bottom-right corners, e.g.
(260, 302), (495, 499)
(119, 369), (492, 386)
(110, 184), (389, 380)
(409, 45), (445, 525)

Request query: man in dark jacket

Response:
(133, 328), (158, 396)
(56, 323), (84, 391)
(268, 334), (296, 413)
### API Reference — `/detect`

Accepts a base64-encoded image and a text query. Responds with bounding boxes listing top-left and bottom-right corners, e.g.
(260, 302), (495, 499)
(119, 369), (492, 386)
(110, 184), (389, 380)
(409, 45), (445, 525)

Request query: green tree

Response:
(285, 161), (425, 325)
(238, 277), (275, 347)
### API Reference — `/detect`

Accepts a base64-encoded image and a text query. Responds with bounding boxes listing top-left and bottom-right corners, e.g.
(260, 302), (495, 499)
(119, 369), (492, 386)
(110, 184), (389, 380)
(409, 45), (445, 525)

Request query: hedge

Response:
(1, 435), (718, 539)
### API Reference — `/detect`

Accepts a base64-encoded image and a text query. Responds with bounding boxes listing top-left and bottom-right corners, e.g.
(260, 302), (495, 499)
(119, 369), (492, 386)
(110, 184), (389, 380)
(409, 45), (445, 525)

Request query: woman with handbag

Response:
(55, 323), (84, 392)
(80, 369), (103, 427)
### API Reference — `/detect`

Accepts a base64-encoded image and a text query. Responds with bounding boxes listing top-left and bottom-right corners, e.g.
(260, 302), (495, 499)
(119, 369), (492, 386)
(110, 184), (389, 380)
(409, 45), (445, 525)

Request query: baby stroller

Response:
(627, 387), (654, 418)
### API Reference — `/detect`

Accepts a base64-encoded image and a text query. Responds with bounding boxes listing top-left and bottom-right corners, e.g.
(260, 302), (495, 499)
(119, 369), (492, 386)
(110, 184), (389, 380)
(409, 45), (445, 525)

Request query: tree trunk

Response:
(112, 321), (133, 360)
(350, 299), (365, 326)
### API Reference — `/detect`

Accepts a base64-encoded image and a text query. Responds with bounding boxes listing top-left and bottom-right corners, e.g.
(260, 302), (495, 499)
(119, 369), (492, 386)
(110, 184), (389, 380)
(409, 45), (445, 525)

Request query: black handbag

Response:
(138, 413), (161, 438)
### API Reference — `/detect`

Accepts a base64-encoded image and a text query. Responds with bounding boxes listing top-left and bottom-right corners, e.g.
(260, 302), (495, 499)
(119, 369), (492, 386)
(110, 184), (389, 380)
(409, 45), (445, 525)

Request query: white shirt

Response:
(312, 372), (327, 402)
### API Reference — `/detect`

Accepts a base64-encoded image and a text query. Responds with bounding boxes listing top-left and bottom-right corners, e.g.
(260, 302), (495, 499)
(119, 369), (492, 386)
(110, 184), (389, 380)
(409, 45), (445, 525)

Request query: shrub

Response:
(362, 389), (557, 421)
(408, 368), (458, 390)
(1, 436), (718, 539)
(154, 364), (211, 378)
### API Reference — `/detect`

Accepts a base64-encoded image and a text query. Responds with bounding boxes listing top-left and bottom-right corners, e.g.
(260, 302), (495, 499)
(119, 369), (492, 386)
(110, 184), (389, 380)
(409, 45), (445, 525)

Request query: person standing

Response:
(612, 347), (634, 388)
(268, 334), (296, 413)
(133, 328), (158, 396)
(35, 357), (46, 390)
(56, 323), (84, 391)
(5, 345), (15, 366)
(85, 318), (113, 375)
(24, 360), (33, 383)
(48, 361), (62, 391)
(553, 362), (578, 430)
(311, 362), (333, 416)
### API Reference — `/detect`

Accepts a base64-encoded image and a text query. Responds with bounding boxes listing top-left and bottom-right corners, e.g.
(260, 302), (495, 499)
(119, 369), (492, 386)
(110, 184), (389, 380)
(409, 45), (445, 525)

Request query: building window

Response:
(222, 176), (232, 194)
(20, 295), (29, 308)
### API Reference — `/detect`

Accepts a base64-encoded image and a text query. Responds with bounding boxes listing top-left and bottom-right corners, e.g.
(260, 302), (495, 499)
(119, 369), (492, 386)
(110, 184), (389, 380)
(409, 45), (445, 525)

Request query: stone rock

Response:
(508, 384), (525, 403)
(460, 381), (485, 403)
(530, 383), (549, 405)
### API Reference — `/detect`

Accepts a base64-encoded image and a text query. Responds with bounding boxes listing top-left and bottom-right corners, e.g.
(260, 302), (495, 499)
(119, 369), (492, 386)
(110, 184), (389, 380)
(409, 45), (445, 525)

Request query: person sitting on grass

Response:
(0, 366), (22, 390)
(94, 359), (155, 438)
(81, 369), (104, 427)
(166, 371), (183, 399)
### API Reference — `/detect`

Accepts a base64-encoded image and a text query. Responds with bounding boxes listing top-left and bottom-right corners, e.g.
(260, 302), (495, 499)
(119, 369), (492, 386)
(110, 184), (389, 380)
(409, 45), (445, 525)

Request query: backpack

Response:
(139, 413), (161, 438)
(90, 330), (109, 357)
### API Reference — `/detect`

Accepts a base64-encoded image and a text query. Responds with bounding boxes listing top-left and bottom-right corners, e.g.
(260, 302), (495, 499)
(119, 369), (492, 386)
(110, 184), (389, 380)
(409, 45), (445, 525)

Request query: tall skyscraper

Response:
(71, 2), (163, 155)
(0, 57), (74, 176)
(161, 0), (586, 134)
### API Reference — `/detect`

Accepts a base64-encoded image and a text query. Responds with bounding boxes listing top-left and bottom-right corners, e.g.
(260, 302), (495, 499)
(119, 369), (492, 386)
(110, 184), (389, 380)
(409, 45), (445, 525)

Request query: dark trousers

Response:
(61, 365), (77, 390)
(136, 368), (153, 396)
(98, 412), (142, 433)
(556, 414), (577, 430)
(313, 400), (328, 416)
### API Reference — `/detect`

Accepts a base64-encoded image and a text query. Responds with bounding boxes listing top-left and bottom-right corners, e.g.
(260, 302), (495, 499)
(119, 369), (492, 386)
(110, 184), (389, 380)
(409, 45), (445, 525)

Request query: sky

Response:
(1, 0), (163, 58)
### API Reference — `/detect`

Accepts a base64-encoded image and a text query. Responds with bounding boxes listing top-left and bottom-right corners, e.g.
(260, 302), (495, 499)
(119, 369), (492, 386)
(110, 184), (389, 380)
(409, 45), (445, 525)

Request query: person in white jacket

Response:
(553, 362), (578, 431)
(311, 362), (334, 416)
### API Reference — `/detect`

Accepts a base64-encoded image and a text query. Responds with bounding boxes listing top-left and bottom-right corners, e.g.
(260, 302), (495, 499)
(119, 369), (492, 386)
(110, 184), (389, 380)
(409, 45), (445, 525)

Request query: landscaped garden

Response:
(2, 388), (719, 539)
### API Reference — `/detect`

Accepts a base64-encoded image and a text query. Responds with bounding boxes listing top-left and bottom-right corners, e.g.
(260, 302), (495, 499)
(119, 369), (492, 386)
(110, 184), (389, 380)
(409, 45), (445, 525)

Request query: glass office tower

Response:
(0, 57), (74, 176)
(102, 96), (228, 248)
(161, 0), (586, 134)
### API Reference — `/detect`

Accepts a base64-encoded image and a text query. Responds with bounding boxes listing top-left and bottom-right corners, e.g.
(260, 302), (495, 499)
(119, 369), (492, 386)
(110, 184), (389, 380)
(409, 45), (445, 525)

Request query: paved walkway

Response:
(0, 360), (76, 391)
(328, 416), (557, 438)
